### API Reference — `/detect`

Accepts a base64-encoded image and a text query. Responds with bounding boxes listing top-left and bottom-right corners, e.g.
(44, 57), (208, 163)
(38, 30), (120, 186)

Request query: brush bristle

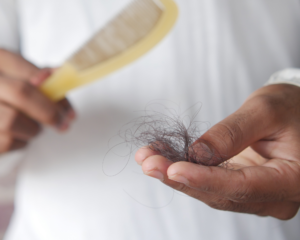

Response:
(68, 0), (163, 71)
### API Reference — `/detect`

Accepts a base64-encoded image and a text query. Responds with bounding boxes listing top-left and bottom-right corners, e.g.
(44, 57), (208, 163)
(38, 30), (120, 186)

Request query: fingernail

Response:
(168, 174), (189, 185)
(30, 68), (52, 86)
(67, 109), (76, 120)
(135, 146), (152, 166)
(190, 142), (214, 164)
(145, 170), (164, 181)
(58, 122), (70, 132)
(56, 109), (74, 132)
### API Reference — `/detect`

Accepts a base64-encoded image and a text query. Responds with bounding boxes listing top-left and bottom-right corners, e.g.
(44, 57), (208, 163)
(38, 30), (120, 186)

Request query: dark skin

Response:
(136, 83), (300, 220)
(0, 49), (75, 153)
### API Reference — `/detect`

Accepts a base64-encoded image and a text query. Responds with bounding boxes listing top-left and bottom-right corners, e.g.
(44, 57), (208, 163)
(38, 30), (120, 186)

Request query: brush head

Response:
(40, 0), (178, 101)
(69, 0), (164, 71)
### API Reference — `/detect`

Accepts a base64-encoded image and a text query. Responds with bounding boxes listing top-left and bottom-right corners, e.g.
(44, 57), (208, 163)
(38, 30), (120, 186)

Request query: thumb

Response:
(29, 68), (53, 86)
(191, 96), (277, 166)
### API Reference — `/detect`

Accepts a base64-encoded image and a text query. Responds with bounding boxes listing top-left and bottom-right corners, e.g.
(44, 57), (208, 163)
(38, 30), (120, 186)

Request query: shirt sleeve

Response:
(0, 0), (19, 52)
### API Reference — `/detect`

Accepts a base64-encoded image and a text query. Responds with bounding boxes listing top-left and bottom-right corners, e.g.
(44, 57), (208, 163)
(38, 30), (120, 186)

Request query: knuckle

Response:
(174, 183), (189, 193)
(3, 109), (19, 132)
(0, 106), (19, 132)
(222, 123), (239, 148)
(0, 135), (14, 153)
(251, 95), (279, 119)
(212, 121), (244, 156)
(31, 122), (42, 137)
(208, 198), (232, 210)
(231, 174), (254, 202)
(13, 81), (33, 100)
(274, 189), (288, 202)
(231, 188), (252, 202)
(44, 108), (59, 125)
(6, 80), (34, 106)
(0, 136), (27, 153)
(209, 199), (255, 214)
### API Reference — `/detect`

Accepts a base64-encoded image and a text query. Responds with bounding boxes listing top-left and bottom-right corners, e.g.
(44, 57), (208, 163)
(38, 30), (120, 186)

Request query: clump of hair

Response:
(123, 103), (221, 166)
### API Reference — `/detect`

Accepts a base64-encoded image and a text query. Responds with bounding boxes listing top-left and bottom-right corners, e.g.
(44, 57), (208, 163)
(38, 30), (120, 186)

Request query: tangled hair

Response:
(123, 103), (223, 166)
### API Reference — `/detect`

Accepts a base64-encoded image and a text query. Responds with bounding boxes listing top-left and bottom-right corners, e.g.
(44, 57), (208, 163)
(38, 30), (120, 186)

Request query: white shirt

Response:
(1, 0), (300, 239)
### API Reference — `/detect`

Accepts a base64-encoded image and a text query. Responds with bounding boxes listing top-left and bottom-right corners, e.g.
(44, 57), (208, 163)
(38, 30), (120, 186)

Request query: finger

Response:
(58, 98), (76, 119)
(190, 89), (284, 166)
(179, 186), (299, 220)
(0, 103), (40, 140)
(0, 75), (68, 128)
(166, 159), (300, 202)
(142, 155), (172, 181)
(192, 192), (299, 220)
(0, 133), (27, 153)
(141, 154), (300, 219)
(141, 154), (189, 191)
(135, 146), (160, 165)
(0, 49), (39, 80)
(140, 154), (300, 220)
(56, 98), (76, 131)
(29, 68), (52, 86)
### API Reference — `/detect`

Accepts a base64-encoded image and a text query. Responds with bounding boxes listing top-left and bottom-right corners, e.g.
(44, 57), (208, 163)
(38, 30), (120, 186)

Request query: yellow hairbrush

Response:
(40, 0), (178, 101)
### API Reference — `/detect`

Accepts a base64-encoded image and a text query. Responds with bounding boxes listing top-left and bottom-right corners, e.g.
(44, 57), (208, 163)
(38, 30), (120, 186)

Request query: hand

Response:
(135, 84), (300, 220)
(0, 49), (75, 153)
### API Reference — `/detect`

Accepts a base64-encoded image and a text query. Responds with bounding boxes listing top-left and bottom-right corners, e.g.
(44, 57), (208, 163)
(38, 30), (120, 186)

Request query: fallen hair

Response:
(124, 105), (223, 166)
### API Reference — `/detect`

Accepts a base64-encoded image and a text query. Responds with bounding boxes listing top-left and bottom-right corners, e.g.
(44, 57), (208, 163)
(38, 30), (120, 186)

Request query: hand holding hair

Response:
(135, 84), (300, 220)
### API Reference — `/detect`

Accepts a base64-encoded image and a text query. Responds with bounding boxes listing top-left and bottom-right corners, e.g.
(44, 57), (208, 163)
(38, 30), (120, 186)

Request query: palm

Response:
(226, 147), (268, 169)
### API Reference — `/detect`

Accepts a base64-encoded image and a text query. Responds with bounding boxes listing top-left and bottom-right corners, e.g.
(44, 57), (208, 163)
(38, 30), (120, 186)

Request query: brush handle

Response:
(40, 63), (80, 101)
(40, 0), (178, 102)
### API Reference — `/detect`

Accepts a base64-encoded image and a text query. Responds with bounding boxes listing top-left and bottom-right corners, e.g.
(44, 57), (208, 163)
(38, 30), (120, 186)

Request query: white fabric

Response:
(267, 68), (300, 87)
(1, 0), (300, 239)
(0, 0), (19, 52)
